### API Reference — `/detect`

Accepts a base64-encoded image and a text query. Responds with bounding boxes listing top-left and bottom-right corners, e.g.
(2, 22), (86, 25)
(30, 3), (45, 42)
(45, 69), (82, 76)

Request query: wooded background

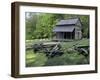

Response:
(25, 12), (89, 40)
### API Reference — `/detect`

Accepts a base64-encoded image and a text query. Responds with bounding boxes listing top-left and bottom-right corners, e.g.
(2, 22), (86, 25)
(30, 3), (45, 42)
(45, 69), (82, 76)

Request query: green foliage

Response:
(80, 16), (89, 38)
(26, 50), (47, 67)
(26, 39), (89, 67)
(26, 12), (89, 40)
(34, 14), (55, 38)
(25, 12), (38, 39)
(44, 50), (88, 66)
(34, 14), (66, 39)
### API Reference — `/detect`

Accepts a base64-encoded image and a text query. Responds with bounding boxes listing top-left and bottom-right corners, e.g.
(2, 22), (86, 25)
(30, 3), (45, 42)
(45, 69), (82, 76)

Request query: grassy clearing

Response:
(26, 38), (89, 67)
(26, 50), (47, 67)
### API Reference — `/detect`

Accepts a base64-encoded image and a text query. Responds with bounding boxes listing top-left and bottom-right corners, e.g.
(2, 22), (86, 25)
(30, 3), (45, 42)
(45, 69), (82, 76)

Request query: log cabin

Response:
(53, 18), (82, 41)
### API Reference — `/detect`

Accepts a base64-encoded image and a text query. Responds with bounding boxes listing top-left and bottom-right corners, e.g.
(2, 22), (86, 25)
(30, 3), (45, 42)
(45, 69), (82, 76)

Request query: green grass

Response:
(26, 50), (47, 67)
(26, 38), (89, 67)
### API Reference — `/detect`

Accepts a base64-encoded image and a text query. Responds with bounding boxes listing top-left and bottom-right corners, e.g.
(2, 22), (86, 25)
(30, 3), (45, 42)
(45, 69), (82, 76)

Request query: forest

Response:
(25, 12), (89, 40)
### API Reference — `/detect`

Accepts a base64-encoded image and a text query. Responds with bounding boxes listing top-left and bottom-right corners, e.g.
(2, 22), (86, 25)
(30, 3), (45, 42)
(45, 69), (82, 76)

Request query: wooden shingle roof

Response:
(56, 18), (79, 26)
(53, 26), (75, 32)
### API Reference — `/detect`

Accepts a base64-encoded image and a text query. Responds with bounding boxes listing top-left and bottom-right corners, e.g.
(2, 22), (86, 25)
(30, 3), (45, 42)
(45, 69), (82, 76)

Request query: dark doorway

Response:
(72, 29), (75, 39)
(63, 32), (71, 39)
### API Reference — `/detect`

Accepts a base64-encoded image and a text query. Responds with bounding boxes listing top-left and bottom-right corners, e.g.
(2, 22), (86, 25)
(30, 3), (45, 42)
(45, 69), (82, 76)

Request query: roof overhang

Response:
(53, 26), (75, 32)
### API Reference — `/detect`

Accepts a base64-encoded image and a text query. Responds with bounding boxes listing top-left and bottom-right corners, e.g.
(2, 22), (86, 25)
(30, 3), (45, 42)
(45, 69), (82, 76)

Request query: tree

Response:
(26, 12), (89, 40)
(34, 14), (58, 39)
(80, 16), (89, 38)
(25, 12), (38, 40)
